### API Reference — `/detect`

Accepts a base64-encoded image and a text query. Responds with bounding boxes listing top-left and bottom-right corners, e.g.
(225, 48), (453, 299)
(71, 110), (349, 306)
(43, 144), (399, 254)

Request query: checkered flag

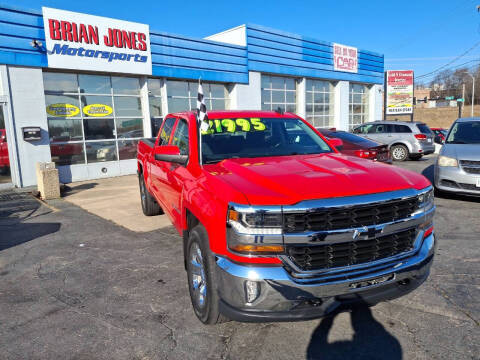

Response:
(197, 80), (209, 132)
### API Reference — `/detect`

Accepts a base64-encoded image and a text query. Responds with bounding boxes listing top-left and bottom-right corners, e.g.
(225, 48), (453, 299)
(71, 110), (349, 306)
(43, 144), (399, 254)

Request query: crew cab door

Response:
(162, 117), (190, 226)
(150, 117), (177, 210)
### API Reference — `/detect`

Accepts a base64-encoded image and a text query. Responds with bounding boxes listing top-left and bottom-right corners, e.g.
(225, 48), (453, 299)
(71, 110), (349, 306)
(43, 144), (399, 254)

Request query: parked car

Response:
(137, 110), (435, 324)
(0, 129), (9, 174)
(317, 128), (391, 163)
(435, 117), (480, 195)
(431, 128), (448, 144)
(352, 121), (435, 161)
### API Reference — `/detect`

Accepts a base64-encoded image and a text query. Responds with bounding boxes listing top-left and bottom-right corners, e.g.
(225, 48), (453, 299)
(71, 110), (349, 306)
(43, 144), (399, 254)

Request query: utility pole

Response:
(460, 83), (465, 118)
(472, 76), (475, 117)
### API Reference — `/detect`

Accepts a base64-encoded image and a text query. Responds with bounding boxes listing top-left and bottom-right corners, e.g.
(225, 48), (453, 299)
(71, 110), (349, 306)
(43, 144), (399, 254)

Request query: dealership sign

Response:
(42, 7), (152, 75)
(386, 70), (414, 115)
(333, 43), (358, 73)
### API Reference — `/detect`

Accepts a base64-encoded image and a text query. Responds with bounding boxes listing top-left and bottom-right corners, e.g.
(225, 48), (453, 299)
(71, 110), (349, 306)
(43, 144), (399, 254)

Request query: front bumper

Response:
(215, 233), (435, 322)
(435, 164), (480, 195)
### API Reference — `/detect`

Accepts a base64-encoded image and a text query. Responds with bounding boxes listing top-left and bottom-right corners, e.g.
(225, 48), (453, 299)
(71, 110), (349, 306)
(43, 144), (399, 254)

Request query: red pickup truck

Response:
(0, 129), (9, 174)
(137, 111), (435, 324)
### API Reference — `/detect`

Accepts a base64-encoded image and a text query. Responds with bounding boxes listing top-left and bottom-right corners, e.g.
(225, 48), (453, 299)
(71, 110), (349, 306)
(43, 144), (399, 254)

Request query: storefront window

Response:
(306, 79), (335, 128)
(349, 83), (369, 129)
(43, 72), (144, 165)
(166, 80), (229, 113)
(261, 75), (297, 113)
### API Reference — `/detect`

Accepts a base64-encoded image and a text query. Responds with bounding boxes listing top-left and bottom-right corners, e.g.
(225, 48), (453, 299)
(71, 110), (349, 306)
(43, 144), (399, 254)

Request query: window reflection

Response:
(83, 118), (115, 140)
(79, 74), (110, 94)
(85, 141), (117, 163)
(50, 143), (85, 165)
(118, 139), (139, 160)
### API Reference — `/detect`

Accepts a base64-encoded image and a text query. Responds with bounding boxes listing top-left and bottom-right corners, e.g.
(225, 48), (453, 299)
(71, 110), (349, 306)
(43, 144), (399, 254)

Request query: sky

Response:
(15, 0), (480, 85)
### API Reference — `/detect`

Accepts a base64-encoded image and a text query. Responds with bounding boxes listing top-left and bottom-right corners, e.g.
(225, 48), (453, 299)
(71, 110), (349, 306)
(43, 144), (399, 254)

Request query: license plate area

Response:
(476, 178), (480, 188)
(349, 273), (395, 290)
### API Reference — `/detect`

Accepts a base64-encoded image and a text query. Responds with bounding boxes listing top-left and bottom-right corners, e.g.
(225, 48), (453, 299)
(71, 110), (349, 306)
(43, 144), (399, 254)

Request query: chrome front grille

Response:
(286, 228), (417, 271)
(283, 197), (419, 233)
(460, 160), (480, 174)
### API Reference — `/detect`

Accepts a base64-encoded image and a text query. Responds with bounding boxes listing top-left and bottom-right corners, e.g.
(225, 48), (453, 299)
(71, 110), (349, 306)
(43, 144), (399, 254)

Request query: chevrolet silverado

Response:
(137, 111), (435, 324)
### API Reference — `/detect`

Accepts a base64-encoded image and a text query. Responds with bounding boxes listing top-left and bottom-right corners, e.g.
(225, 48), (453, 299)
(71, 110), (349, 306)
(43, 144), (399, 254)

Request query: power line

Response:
(415, 50), (480, 80)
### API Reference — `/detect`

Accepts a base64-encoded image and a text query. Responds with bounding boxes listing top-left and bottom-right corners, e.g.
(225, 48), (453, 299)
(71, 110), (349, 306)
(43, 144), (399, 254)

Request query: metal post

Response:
(472, 76), (475, 117)
(460, 83), (465, 118)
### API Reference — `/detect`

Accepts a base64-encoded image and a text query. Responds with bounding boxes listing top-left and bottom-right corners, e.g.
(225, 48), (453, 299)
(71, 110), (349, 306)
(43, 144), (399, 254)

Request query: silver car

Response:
(352, 121), (435, 161)
(435, 117), (480, 195)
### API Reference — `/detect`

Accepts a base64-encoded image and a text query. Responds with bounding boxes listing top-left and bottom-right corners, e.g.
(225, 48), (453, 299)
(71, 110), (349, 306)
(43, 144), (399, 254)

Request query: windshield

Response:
(446, 121), (480, 144)
(201, 117), (333, 164)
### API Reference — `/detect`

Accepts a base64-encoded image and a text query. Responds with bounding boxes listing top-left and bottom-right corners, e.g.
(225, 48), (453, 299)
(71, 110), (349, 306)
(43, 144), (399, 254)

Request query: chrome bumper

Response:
(215, 232), (435, 321)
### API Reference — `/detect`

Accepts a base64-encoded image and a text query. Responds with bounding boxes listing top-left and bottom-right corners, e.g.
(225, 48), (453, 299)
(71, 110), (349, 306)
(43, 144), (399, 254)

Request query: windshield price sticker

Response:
(201, 118), (266, 135)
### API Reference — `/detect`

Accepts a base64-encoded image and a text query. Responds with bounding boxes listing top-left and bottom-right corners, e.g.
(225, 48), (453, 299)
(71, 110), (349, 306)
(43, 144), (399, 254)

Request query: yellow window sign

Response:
(201, 118), (266, 135)
(46, 103), (80, 117)
(83, 104), (113, 117)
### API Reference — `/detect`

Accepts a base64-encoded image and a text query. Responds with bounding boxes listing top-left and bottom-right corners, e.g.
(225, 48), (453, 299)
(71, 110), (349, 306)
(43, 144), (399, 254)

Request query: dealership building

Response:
(0, 4), (384, 188)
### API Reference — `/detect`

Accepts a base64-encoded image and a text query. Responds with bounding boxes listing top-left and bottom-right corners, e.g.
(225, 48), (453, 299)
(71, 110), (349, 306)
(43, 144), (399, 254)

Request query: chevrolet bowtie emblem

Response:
(352, 225), (384, 240)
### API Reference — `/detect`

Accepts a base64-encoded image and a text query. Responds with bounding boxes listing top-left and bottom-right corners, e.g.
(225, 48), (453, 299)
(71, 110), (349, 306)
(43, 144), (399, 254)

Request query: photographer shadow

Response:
(306, 305), (402, 360)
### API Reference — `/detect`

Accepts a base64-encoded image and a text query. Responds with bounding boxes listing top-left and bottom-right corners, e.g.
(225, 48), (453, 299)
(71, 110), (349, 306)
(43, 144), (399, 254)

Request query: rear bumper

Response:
(412, 142), (435, 155)
(215, 233), (435, 322)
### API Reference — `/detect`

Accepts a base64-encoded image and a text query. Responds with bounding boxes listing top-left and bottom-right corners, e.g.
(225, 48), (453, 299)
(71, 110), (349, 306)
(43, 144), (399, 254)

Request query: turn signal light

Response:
(229, 244), (284, 255)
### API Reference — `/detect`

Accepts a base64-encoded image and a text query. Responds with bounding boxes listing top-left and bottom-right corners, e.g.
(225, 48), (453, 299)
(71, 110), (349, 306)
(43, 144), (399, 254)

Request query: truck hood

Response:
(203, 153), (430, 205)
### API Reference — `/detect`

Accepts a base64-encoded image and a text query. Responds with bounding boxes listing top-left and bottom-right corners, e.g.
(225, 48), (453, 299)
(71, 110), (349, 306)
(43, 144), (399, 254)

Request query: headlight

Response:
(418, 188), (434, 212)
(437, 155), (458, 167)
(227, 204), (284, 255)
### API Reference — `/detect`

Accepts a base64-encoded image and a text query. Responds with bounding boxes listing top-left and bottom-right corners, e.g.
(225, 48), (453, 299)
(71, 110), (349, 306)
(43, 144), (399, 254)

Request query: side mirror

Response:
(154, 145), (188, 165)
(329, 138), (344, 151)
(434, 135), (444, 144)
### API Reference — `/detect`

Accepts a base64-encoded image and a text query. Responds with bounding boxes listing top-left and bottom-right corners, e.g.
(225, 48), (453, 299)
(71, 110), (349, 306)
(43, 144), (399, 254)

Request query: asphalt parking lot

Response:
(0, 154), (479, 360)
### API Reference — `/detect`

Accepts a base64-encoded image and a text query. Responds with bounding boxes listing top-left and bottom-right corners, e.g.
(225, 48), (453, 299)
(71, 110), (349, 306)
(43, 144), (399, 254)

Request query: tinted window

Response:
(159, 118), (176, 145)
(446, 121), (480, 144)
(394, 125), (412, 133)
(417, 124), (432, 134)
(171, 120), (189, 155)
(368, 124), (386, 133)
(328, 131), (380, 147)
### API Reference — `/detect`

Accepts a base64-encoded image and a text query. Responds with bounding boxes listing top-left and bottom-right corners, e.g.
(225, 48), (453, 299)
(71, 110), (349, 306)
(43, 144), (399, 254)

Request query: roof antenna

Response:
(275, 107), (284, 115)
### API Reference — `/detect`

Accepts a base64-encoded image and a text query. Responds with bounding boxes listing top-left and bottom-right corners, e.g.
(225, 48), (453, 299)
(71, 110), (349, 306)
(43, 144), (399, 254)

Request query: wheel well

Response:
(183, 209), (200, 270)
(390, 142), (409, 152)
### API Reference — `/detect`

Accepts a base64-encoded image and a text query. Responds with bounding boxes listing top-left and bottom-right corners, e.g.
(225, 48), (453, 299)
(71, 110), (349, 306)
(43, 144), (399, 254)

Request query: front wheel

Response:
(186, 224), (227, 324)
(391, 145), (409, 161)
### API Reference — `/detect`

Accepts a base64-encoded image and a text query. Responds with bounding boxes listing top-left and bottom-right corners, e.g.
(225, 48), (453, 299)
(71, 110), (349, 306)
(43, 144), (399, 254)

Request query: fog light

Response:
(245, 280), (260, 303)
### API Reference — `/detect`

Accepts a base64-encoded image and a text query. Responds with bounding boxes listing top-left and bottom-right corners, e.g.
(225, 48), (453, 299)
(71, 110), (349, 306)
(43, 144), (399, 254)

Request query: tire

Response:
(391, 144), (409, 161)
(186, 224), (228, 324)
(410, 154), (422, 161)
(138, 175), (162, 216)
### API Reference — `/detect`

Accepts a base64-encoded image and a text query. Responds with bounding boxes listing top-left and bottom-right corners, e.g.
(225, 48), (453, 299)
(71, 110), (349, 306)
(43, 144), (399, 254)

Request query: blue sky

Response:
(16, 0), (480, 85)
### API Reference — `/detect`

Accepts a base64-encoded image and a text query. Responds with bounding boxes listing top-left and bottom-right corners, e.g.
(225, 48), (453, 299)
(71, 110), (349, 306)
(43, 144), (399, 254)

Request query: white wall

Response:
(204, 25), (246, 46)
(7, 66), (51, 187)
(369, 84), (383, 122)
(229, 71), (262, 110)
(333, 81), (350, 131)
